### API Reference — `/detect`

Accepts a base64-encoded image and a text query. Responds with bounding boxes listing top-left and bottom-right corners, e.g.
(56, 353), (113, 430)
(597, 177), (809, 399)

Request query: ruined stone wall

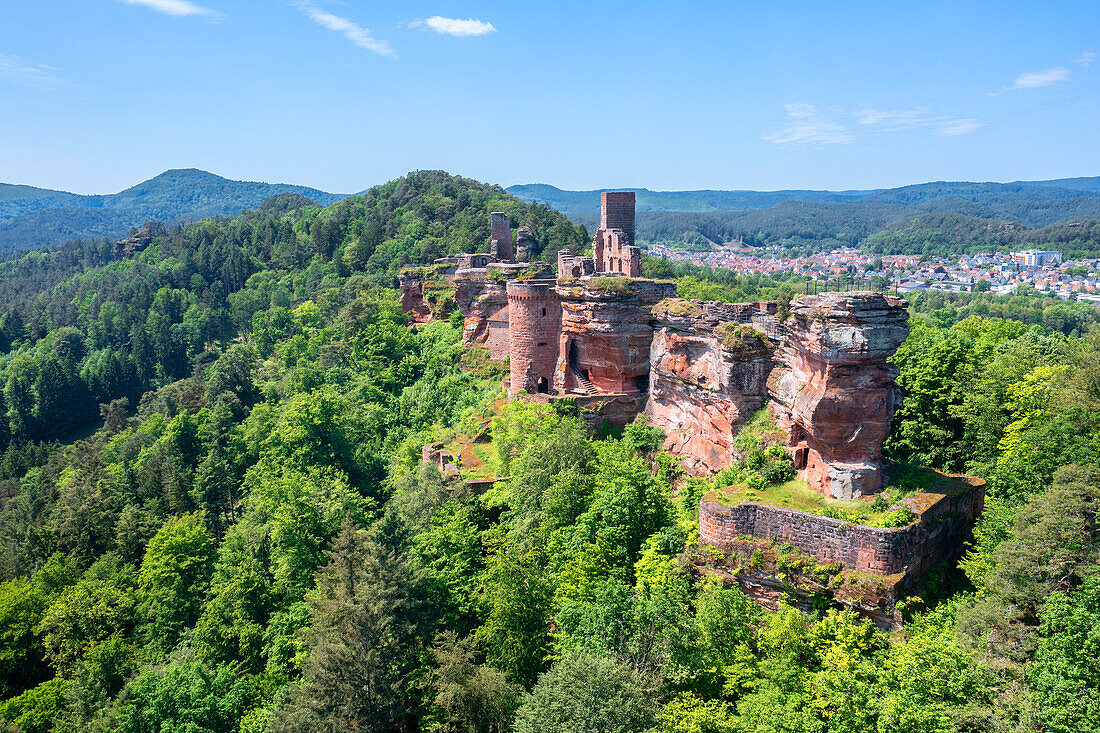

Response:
(487, 315), (510, 361)
(507, 280), (561, 395)
(594, 229), (641, 276)
(768, 292), (909, 499)
(553, 279), (675, 394)
(558, 252), (595, 279)
(699, 480), (984, 577)
(490, 212), (514, 262)
(645, 300), (775, 474)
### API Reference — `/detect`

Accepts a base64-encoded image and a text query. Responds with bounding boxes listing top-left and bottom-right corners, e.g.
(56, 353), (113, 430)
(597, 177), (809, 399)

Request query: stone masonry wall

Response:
(699, 480), (984, 577)
(490, 212), (514, 262)
(601, 191), (635, 241)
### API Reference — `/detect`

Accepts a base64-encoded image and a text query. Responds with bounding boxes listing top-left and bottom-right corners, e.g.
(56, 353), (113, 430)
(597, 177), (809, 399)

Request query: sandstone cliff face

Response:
(553, 279), (675, 395)
(452, 277), (508, 347)
(646, 300), (775, 474)
(768, 292), (909, 499)
(398, 271), (432, 324)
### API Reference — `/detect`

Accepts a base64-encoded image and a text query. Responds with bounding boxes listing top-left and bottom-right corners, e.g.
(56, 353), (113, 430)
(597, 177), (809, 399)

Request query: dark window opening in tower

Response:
(536, 377), (549, 394)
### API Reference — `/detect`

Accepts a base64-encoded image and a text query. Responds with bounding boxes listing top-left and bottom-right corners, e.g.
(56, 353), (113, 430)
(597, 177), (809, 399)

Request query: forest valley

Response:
(0, 171), (1096, 733)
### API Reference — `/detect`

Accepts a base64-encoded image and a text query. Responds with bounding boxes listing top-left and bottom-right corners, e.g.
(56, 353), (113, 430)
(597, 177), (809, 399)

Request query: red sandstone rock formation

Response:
(768, 292), (909, 499)
(398, 271), (433, 324)
(453, 277), (509, 347)
(553, 279), (675, 395)
(646, 300), (775, 474)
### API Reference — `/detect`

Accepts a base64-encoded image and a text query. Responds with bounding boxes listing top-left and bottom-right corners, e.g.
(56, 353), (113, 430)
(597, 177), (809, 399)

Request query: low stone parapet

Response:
(699, 476), (984, 579)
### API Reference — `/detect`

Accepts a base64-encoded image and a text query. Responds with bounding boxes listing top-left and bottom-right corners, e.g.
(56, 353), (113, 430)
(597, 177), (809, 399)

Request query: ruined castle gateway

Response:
(593, 192), (642, 277)
(507, 280), (561, 396)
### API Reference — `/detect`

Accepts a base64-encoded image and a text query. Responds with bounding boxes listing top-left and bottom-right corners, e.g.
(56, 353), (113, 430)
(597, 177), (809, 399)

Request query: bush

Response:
(623, 419), (666, 454)
(880, 507), (916, 528)
(761, 456), (794, 484)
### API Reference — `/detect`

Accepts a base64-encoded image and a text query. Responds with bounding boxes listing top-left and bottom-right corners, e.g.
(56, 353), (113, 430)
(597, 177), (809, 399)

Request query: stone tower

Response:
(506, 280), (561, 396)
(593, 192), (641, 276)
(600, 191), (635, 242)
(490, 212), (514, 262)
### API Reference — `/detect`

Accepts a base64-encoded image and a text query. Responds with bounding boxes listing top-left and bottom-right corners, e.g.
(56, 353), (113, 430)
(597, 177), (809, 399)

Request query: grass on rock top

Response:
(710, 478), (920, 528)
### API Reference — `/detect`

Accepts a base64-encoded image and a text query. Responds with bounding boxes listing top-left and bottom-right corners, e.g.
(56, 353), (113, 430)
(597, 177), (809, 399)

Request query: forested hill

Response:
(0, 169), (346, 252)
(0, 168), (1097, 731)
(0, 170), (586, 447)
(509, 178), (1100, 255)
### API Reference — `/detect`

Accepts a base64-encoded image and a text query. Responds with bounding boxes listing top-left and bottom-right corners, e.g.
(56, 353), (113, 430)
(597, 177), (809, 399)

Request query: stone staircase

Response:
(571, 365), (597, 395)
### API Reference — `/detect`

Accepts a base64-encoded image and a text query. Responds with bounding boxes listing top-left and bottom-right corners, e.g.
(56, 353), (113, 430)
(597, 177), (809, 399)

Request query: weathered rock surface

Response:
(553, 279), (675, 394)
(645, 299), (775, 474)
(768, 292), (909, 499)
(453, 277), (508, 347)
(398, 270), (433, 324)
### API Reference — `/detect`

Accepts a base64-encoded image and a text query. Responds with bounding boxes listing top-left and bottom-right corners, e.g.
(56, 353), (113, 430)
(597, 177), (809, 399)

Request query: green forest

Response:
(0, 172), (1097, 733)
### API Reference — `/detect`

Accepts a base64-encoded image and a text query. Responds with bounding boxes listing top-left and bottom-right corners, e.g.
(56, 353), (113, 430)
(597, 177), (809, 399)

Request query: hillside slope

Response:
(0, 169), (347, 252)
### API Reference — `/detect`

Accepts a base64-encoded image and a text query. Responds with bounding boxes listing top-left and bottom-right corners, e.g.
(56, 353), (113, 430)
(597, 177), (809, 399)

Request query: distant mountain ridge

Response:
(507, 178), (1100, 254)
(506, 178), (1100, 223)
(0, 169), (347, 250)
(5, 169), (1100, 256)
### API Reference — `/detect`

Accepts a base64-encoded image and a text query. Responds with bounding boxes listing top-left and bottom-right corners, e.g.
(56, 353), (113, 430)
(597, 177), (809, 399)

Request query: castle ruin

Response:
(400, 197), (984, 624)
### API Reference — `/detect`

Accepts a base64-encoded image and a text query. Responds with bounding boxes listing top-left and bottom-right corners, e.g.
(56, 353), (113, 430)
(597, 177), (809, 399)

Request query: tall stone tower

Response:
(593, 192), (641, 276)
(506, 280), (561, 396)
(490, 212), (514, 262)
(600, 191), (635, 243)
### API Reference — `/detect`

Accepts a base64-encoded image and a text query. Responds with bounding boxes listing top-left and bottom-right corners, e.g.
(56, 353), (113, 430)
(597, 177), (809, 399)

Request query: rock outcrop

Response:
(767, 292), (909, 499)
(453, 277), (509, 348)
(554, 279), (675, 395)
(646, 300), (775, 474)
(399, 270), (433, 325)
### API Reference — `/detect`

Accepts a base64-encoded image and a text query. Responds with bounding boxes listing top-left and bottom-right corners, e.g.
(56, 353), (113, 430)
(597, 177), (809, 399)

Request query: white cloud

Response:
(854, 107), (984, 136)
(931, 118), (984, 137)
(0, 53), (68, 90)
(411, 16), (496, 37)
(994, 66), (1071, 93)
(764, 103), (983, 147)
(761, 103), (854, 147)
(293, 1), (395, 57)
(116, 0), (218, 18)
(1075, 51), (1097, 67)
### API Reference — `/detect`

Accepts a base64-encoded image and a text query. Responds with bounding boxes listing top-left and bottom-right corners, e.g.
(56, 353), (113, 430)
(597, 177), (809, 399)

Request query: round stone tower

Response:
(506, 280), (561, 396)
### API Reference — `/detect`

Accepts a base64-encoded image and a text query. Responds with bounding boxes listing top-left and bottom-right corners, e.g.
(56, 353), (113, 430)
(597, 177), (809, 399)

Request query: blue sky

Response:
(1, 0), (1098, 194)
